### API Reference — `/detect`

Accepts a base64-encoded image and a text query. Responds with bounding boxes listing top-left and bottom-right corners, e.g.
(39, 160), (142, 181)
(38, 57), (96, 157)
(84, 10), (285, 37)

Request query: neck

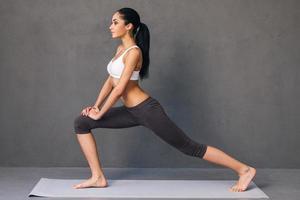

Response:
(120, 35), (136, 49)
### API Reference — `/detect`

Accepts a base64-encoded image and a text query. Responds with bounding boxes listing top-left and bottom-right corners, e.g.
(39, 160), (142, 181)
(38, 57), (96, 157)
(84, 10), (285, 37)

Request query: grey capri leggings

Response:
(74, 96), (207, 159)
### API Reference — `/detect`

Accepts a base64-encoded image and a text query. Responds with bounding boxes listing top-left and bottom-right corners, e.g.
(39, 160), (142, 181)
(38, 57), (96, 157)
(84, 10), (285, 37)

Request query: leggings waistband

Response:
(125, 96), (156, 111)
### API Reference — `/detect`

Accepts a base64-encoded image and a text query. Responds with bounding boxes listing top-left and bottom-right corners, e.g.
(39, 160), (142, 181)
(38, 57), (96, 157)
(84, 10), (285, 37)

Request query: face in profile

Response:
(109, 12), (133, 39)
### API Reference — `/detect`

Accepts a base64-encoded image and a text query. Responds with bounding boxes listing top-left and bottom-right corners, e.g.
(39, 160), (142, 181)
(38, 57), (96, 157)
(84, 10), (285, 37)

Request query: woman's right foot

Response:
(229, 166), (256, 192)
(72, 176), (108, 189)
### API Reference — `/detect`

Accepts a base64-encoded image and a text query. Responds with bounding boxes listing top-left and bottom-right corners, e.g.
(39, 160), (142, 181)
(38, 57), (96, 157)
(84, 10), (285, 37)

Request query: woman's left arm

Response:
(90, 48), (140, 120)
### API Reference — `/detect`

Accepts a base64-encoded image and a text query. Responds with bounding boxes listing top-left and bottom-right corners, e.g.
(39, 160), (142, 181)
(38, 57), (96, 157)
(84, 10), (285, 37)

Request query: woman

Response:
(73, 7), (256, 192)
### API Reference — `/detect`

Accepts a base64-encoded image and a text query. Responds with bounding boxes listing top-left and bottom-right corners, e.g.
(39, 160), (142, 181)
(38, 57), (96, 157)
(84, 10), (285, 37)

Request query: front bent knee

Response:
(73, 115), (91, 134)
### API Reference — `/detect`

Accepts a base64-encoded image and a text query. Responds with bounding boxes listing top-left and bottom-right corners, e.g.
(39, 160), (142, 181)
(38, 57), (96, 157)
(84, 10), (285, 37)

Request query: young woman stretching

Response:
(73, 7), (256, 192)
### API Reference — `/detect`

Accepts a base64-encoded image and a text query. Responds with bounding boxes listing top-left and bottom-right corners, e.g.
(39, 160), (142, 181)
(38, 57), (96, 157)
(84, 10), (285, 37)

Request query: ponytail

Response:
(117, 7), (150, 81)
(134, 22), (150, 81)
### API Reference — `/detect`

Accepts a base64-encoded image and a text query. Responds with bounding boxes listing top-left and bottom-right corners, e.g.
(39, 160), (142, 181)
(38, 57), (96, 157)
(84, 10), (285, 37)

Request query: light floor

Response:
(0, 167), (299, 200)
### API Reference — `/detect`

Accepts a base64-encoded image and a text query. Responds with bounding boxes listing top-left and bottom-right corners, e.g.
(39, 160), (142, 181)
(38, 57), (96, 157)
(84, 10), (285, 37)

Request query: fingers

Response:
(81, 107), (92, 116)
(86, 108), (91, 116)
(85, 107), (92, 116)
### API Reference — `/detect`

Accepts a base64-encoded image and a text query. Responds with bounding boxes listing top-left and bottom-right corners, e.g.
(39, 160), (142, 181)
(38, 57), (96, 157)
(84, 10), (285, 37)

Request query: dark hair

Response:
(116, 7), (150, 81)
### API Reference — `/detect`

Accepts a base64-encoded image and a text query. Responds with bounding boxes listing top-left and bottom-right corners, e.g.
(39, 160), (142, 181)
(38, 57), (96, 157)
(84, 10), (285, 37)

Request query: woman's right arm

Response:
(92, 45), (123, 108)
(88, 45), (123, 111)
(81, 75), (113, 116)
(93, 76), (113, 109)
(83, 45), (124, 116)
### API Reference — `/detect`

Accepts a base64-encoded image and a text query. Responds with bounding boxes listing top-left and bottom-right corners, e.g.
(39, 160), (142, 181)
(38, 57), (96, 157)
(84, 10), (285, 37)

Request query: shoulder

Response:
(128, 46), (140, 54)
(125, 47), (140, 60)
(127, 46), (141, 57)
(123, 47), (140, 66)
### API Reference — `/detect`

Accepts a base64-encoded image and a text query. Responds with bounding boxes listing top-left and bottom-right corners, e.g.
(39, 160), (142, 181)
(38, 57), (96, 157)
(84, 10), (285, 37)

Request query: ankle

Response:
(237, 165), (250, 176)
(91, 174), (105, 180)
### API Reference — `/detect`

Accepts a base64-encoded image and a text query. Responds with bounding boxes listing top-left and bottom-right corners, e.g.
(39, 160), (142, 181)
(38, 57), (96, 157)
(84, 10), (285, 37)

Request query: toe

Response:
(230, 185), (237, 192)
(74, 184), (81, 189)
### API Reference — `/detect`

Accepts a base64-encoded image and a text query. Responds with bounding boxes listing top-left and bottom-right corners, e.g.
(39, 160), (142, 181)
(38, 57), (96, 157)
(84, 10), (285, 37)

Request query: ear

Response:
(125, 23), (134, 31)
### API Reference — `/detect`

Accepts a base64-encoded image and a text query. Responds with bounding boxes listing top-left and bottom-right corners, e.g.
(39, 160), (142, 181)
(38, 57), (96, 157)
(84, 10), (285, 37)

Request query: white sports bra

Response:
(107, 45), (140, 80)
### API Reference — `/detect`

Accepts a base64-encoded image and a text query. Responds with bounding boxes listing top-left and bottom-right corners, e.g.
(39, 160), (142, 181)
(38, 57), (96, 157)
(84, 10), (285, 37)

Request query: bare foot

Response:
(72, 176), (108, 189)
(229, 166), (256, 192)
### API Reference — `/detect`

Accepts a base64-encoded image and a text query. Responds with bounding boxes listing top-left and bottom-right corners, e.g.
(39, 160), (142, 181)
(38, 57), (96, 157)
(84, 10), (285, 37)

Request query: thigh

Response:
(74, 105), (140, 134)
(141, 102), (191, 149)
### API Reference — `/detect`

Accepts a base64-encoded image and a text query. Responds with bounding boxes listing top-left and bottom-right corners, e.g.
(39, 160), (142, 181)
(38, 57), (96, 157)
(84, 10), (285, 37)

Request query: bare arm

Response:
(96, 48), (140, 119)
(93, 76), (113, 109)
(95, 86), (122, 118)
(93, 45), (123, 108)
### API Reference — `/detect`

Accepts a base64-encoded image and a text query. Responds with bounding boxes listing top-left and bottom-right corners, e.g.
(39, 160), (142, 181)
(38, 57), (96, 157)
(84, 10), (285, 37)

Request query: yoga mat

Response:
(29, 178), (269, 198)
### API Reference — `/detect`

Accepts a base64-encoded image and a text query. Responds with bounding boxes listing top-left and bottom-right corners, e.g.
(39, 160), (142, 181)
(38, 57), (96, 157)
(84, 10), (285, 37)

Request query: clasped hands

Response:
(81, 106), (102, 120)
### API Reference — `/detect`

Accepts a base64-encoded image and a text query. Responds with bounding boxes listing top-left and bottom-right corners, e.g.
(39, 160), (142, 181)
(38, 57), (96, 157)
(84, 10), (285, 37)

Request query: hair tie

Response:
(134, 23), (141, 38)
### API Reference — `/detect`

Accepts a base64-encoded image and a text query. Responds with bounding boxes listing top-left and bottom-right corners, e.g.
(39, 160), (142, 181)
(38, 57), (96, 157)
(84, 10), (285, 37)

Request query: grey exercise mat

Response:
(29, 178), (269, 198)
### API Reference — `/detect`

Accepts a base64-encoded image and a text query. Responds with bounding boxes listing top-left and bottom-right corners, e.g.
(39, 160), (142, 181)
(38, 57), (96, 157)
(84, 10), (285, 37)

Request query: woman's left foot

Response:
(72, 176), (108, 189)
(229, 166), (256, 192)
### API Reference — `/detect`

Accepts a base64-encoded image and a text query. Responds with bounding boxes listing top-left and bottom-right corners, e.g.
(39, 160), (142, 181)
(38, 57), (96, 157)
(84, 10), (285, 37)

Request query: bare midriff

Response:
(110, 77), (150, 108)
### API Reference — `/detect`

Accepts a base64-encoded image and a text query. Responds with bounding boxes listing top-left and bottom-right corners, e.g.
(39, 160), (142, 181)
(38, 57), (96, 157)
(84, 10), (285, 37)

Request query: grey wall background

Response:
(0, 0), (299, 168)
